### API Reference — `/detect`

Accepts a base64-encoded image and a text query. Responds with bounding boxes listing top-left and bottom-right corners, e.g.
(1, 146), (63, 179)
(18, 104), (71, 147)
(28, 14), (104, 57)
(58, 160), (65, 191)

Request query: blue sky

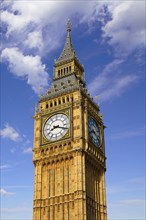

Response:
(0, 1), (145, 219)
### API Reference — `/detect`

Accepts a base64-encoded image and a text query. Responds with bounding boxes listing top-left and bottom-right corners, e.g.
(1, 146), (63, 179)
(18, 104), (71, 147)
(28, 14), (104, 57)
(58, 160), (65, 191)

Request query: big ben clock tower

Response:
(33, 20), (107, 220)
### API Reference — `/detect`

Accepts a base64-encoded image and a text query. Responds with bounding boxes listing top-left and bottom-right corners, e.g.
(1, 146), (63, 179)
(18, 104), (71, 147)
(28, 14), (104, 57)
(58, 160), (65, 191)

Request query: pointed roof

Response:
(55, 19), (76, 65)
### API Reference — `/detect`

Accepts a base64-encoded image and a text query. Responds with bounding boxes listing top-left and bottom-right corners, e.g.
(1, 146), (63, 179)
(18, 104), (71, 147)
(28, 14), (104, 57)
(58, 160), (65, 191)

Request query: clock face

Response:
(88, 117), (100, 147)
(44, 113), (70, 141)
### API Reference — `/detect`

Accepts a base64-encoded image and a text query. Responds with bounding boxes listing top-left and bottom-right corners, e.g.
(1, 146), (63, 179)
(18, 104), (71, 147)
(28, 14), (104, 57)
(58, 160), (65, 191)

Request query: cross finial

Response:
(67, 18), (71, 32)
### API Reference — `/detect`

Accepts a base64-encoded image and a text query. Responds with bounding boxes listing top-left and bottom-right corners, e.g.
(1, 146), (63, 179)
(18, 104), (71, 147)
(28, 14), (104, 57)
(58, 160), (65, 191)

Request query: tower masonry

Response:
(33, 20), (107, 220)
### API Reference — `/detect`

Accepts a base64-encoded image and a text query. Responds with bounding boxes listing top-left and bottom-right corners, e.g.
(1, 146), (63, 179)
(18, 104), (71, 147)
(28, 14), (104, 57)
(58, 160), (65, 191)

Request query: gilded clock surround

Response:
(33, 20), (107, 220)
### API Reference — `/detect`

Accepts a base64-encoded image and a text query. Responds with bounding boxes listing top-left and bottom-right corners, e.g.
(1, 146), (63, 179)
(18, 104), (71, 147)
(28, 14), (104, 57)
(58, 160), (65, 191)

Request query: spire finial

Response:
(67, 18), (71, 32)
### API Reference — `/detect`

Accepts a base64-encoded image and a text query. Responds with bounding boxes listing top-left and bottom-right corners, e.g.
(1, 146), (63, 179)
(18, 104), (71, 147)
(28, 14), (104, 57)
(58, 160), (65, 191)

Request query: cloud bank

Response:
(88, 59), (138, 103)
(1, 47), (48, 93)
(1, 1), (145, 96)
(0, 188), (15, 196)
(102, 1), (145, 56)
(0, 123), (20, 142)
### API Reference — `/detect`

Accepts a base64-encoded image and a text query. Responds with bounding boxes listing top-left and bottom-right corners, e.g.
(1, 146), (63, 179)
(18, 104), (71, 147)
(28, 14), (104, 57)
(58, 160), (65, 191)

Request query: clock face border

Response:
(44, 113), (69, 141)
(41, 108), (71, 145)
(88, 116), (101, 147)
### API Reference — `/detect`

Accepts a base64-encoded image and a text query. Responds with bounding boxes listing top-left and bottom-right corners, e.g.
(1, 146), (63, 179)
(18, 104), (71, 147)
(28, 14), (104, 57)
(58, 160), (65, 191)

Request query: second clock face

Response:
(88, 117), (100, 147)
(44, 113), (70, 141)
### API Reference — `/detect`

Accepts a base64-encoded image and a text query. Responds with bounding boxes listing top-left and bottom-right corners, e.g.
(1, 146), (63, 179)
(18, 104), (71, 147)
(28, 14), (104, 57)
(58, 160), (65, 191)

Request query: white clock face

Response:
(44, 113), (69, 141)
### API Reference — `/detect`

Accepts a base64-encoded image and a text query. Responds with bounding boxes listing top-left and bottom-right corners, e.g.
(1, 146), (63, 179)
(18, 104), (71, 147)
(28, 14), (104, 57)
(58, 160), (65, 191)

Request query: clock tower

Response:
(33, 20), (107, 220)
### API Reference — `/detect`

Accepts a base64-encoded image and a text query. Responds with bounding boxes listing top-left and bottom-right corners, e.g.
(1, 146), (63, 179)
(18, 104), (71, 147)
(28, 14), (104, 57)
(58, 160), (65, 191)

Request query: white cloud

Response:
(2, 206), (31, 212)
(1, 1), (60, 36)
(102, 1), (146, 56)
(1, 10), (31, 36)
(88, 59), (123, 95)
(23, 147), (32, 154)
(0, 122), (32, 153)
(107, 176), (145, 195)
(0, 164), (11, 170)
(108, 199), (145, 207)
(1, 1), (145, 94)
(1, 1), (79, 53)
(24, 31), (43, 49)
(98, 74), (138, 102)
(1, 47), (49, 93)
(0, 123), (20, 142)
(107, 128), (145, 140)
(1, 1), (145, 56)
(121, 200), (145, 206)
(107, 184), (144, 195)
(0, 162), (18, 171)
(0, 188), (15, 196)
(88, 59), (138, 102)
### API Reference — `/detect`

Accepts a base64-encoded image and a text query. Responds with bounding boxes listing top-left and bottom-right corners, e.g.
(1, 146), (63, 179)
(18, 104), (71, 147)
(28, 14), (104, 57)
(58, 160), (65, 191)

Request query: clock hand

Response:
(90, 129), (96, 134)
(50, 125), (59, 131)
(50, 125), (68, 131)
(58, 126), (68, 129)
